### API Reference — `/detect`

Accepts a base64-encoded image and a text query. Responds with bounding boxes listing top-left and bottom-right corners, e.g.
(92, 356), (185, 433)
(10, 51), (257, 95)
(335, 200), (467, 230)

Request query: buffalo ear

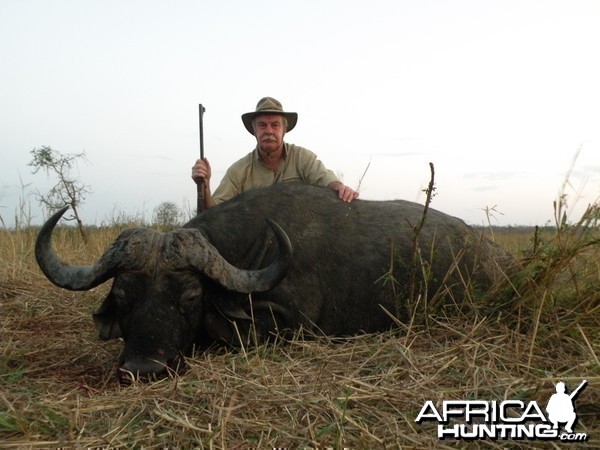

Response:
(92, 293), (122, 340)
(204, 311), (236, 343)
(221, 303), (253, 321)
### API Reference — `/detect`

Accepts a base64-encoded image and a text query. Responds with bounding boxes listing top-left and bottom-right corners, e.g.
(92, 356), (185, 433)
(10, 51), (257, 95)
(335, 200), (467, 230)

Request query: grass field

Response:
(1, 205), (599, 448)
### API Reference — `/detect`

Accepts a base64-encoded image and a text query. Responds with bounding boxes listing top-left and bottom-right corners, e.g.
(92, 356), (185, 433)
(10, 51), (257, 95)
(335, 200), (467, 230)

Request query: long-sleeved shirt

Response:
(212, 142), (340, 205)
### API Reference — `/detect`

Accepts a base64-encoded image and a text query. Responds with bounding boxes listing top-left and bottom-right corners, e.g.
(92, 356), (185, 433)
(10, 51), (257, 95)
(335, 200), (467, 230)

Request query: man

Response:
(546, 382), (577, 433)
(192, 97), (359, 209)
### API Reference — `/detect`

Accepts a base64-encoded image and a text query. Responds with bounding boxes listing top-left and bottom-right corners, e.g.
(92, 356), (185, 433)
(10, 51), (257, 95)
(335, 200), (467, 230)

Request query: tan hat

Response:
(241, 97), (298, 135)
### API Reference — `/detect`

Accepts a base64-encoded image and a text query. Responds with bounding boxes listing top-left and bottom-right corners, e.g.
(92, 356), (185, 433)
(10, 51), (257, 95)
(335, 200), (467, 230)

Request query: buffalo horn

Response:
(187, 219), (292, 293)
(36, 207), (292, 294)
(35, 206), (137, 291)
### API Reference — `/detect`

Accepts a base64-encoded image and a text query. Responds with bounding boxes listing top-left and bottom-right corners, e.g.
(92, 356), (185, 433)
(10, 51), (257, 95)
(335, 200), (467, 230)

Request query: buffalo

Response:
(36, 183), (512, 379)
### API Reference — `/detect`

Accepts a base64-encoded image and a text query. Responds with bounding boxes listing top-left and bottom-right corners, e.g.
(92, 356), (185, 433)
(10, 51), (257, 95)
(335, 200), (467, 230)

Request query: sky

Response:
(1, 0), (599, 227)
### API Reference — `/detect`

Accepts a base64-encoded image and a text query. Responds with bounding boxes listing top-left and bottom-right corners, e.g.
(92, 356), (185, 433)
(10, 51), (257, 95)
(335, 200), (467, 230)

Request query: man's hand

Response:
(328, 182), (359, 203)
(192, 158), (211, 184)
(192, 158), (215, 209)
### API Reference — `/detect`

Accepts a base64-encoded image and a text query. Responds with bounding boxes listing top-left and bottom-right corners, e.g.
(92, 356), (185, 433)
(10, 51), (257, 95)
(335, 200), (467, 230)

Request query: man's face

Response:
(254, 114), (286, 154)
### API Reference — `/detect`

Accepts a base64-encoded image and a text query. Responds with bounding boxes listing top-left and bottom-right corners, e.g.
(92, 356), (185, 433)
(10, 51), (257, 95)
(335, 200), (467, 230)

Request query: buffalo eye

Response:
(179, 287), (203, 310)
(111, 286), (130, 309)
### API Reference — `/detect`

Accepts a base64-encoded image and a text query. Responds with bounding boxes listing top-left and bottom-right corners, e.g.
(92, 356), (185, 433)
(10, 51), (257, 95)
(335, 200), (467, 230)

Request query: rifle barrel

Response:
(569, 379), (587, 399)
(197, 104), (206, 214)
(199, 104), (205, 159)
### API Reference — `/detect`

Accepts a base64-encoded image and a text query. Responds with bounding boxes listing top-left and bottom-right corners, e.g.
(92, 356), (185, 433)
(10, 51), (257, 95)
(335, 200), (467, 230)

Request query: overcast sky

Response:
(1, 0), (599, 227)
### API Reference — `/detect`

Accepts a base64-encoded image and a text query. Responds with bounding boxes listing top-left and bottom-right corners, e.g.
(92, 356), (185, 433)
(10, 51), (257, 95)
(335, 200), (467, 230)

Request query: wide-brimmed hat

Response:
(241, 97), (298, 135)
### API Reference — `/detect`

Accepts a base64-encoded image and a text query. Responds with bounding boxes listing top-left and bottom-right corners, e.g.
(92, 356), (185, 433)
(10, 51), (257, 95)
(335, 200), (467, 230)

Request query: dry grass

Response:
(1, 207), (599, 448)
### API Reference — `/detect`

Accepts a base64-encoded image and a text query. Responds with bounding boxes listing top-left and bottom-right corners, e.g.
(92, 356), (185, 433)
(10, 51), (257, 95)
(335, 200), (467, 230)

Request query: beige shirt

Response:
(212, 143), (340, 205)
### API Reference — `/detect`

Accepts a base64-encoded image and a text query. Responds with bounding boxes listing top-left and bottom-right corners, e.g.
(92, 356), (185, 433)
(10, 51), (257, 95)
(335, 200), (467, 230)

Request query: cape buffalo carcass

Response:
(36, 183), (511, 379)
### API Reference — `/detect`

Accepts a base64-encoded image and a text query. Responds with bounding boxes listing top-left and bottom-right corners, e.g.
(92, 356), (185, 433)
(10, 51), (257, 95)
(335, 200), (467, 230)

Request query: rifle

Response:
(569, 380), (587, 400)
(196, 104), (206, 214)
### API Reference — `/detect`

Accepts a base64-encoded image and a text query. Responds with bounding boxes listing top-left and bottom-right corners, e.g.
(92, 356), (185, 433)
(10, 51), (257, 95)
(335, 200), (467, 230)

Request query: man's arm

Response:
(328, 181), (359, 203)
(292, 145), (359, 203)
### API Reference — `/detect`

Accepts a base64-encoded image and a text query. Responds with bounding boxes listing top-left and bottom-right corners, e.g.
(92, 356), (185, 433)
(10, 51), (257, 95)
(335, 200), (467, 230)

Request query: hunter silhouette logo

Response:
(546, 380), (587, 433)
(415, 380), (589, 442)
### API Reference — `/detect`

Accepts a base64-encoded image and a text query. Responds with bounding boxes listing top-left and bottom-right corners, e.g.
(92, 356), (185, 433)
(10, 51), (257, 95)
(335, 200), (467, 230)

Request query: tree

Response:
(153, 201), (183, 230)
(29, 146), (91, 241)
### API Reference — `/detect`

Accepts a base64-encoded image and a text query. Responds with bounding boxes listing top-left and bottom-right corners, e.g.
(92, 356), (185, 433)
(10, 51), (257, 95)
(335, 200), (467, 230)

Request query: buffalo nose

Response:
(118, 358), (169, 382)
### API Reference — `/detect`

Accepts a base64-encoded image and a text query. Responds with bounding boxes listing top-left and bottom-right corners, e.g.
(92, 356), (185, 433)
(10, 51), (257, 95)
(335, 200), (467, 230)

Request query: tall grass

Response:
(0, 191), (598, 448)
